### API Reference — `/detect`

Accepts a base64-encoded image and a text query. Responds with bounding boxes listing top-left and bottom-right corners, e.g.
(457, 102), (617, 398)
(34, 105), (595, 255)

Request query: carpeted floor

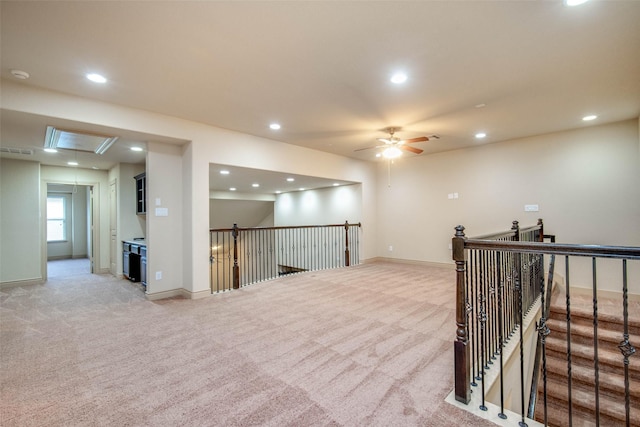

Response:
(1, 259), (494, 426)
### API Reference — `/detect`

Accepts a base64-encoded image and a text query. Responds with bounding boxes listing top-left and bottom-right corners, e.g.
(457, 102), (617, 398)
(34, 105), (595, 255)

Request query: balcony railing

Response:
(452, 219), (640, 426)
(210, 222), (361, 293)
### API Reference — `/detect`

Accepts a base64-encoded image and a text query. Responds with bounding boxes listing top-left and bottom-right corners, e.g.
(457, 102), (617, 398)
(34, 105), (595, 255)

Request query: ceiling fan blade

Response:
(403, 136), (429, 143)
(354, 145), (379, 152)
(377, 138), (392, 144)
(400, 145), (424, 154)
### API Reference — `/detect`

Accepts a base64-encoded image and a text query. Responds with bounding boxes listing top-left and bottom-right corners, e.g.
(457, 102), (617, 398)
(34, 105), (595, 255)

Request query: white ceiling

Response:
(1, 1), (639, 186)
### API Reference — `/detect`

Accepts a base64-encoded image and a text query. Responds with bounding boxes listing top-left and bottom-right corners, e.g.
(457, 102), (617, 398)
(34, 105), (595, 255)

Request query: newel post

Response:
(453, 225), (470, 404)
(537, 218), (544, 242)
(232, 223), (240, 289)
(344, 221), (350, 267)
(512, 220), (520, 241)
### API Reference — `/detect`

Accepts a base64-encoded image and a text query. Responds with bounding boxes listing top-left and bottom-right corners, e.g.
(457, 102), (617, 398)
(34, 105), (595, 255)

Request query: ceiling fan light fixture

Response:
(390, 72), (407, 84)
(382, 146), (402, 159)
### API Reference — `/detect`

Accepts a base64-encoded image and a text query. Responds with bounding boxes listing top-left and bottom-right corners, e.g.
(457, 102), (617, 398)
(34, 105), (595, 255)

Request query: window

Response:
(47, 196), (67, 242)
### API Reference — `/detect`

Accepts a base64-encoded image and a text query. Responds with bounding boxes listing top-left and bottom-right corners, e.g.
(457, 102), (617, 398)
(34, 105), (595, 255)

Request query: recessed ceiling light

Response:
(44, 148), (58, 153)
(10, 69), (30, 80)
(375, 153), (382, 158)
(286, 177), (295, 182)
(333, 183), (340, 186)
(475, 132), (487, 139)
(269, 123), (281, 130)
(565, 0), (589, 6)
(67, 161), (78, 166)
(229, 187), (236, 191)
(92, 166), (100, 170)
(252, 183), (260, 188)
(220, 170), (230, 175)
(390, 72), (407, 84)
(275, 190), (282, 194)
(299, 188), (305, 191)
(475, 103), (486, 109)
(130, 147), (143, 152)
(582, 115), (597, 121)
(86, 73), (107, 83)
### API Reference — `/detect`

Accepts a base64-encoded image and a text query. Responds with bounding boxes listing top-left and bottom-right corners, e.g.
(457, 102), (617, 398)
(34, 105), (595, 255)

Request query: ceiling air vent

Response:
(44, 126), (119, 155)
(0, 147), (34, 155)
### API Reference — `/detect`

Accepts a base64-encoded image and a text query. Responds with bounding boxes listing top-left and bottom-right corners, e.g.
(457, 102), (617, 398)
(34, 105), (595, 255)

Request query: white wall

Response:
(146, 141), (183, 296)
(116, 163), (146, 241)
(209, 199), (274, 229)
(0, 159), (41, 284)
(376, 119), (640, 291)
(274, 183), (362, 227)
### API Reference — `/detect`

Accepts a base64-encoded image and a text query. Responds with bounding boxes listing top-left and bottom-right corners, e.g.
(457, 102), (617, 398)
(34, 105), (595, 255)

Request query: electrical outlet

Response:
(155, 271), (162, 280)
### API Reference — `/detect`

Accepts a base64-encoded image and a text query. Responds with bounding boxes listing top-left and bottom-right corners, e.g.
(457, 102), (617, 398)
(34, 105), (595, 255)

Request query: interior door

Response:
(88, 186), (94, 273)
(110, 180), (118, 276)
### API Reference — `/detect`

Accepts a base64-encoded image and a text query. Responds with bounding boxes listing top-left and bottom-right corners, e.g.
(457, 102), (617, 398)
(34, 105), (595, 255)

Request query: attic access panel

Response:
(44, 126), (119, 154)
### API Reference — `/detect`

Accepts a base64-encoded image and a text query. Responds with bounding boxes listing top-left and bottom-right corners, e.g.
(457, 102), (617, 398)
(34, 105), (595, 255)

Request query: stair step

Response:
(548, 293), (640, 336)
(536, 290), (640, 426)
(545, 335), (640, 380)
(546, 317), (640, 357)
(540, 376), (638, 426)
(535, 398), (596, 427)
(542, 354), (640, 400)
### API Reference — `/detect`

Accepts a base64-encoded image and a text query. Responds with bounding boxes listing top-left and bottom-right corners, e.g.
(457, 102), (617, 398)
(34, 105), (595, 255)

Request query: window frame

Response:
(46, 195), (68, 243)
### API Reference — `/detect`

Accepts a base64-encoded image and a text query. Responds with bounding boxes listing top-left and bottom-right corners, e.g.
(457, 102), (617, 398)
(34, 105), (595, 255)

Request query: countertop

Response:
(123, 239), (146, 246)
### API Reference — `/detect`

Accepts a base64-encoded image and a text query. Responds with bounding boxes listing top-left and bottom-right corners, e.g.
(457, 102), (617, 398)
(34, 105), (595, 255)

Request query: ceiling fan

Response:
(355, 127), (438, 158)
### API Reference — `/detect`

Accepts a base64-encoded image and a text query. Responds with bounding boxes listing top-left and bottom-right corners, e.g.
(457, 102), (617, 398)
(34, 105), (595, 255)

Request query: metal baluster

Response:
(479, 289), (488, 412)
(618, 259), (636, 427)
(469, 251), (477, 387)
(496, 251), (507, 420)
(536, 258), (551, 427)
(474, 250), (481, 384)
(566, 256), (573, 427)
(515, 252), (528, 427)
(592, 258), (600, 427)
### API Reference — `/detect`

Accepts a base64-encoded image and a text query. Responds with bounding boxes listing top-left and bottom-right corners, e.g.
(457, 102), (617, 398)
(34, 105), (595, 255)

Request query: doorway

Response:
(45, 183), (97, 280)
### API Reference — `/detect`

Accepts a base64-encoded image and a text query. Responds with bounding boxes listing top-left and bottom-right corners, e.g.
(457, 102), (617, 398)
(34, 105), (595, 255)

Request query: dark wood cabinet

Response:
(134, 172), (146, 215)
(123, 240), (146, 288)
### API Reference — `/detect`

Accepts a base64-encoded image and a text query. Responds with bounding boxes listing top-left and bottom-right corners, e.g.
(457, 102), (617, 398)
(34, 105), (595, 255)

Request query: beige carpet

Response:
(1, 260), (493, 426)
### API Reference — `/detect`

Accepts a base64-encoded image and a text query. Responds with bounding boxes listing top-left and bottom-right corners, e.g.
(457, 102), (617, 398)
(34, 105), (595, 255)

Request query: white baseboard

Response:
(145, 287), (211, 301)
(363, 257), (455, 270)
(0, 277), (45, 289)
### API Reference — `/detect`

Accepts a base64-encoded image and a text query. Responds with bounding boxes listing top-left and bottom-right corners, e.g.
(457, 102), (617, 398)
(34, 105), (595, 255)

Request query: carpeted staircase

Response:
(534, 291), (640, 427)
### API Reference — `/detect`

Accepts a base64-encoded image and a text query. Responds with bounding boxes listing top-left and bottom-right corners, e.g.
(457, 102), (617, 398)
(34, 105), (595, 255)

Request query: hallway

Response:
(47, 258), (91, 279)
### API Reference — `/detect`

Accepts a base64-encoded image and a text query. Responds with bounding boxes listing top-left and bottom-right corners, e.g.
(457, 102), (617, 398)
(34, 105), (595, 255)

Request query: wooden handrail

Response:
(210, 222), (361, 233)
(463, 239), (640, 260)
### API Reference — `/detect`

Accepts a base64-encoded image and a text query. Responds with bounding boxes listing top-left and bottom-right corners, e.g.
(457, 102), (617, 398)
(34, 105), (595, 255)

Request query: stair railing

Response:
(453, 220), (640, 426)
(527, 234), (556, 424)
(210, 221), (361, 293)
